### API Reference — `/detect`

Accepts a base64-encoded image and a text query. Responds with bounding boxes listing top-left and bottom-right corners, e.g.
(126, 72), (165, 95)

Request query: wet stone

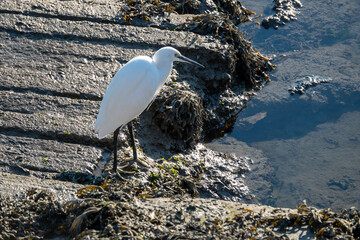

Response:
(0, 132), (101, 175)
(288, 75), (332, 95)
(262, 0), (303, 29)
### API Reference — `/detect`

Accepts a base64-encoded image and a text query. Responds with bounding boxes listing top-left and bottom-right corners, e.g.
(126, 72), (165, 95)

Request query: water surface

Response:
(208, 0), (360, 210)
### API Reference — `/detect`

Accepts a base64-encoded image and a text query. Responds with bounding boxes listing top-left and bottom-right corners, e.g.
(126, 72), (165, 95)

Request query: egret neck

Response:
(153, 53), (173, 95)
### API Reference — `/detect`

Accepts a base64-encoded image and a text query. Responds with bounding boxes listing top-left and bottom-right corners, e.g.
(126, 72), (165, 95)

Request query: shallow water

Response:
(208, 0), (360, 210)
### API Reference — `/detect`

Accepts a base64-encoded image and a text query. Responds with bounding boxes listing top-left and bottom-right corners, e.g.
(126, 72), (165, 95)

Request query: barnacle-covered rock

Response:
(262, 0), (303, 29)
(289, 75), (332, 95)
(150, 89), (204, 147)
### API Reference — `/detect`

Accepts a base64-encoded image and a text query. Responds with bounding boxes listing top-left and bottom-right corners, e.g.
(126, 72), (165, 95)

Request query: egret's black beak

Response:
(177, 55), (205, 68)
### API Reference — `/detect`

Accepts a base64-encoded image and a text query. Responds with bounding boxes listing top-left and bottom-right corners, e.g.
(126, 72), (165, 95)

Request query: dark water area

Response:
(231, 89), (360, 144)
(208, 0), (360, 211)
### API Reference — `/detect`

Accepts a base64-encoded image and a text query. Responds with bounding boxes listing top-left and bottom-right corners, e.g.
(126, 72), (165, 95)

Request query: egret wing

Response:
(95, 56), (158, 138)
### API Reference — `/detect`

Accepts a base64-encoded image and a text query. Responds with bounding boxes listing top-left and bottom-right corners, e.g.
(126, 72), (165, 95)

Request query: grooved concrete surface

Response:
(0, 0), (233, 199)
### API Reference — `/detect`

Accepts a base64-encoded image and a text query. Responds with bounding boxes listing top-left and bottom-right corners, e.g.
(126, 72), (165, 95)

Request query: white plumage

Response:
(95, 55), (158, 138)
(94, 46), (204, 170)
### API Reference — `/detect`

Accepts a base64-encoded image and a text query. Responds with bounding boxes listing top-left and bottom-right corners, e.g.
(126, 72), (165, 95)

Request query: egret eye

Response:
(175, 53), (180, 58)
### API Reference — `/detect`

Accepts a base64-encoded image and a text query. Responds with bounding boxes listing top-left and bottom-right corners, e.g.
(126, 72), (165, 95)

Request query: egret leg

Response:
(127, 122), (137, 161)
(113, 127), (120, 171)
(126, 122), (151, 167)
(111, 127), (135, 180)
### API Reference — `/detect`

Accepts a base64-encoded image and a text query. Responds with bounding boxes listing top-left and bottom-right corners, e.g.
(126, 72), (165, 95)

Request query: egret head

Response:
(153, 47), (205, 69)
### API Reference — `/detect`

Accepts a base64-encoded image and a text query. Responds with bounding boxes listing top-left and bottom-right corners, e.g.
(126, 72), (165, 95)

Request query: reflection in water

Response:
(254, 110), (360, 210)
(208, 93), (360, 210)
(232, 90), (360, 144)
(208, 0), (360, 210)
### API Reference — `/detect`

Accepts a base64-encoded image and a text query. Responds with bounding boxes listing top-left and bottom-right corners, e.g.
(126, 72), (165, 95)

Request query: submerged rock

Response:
(289, 75), (332, 95)
(262, 0), (303, 29)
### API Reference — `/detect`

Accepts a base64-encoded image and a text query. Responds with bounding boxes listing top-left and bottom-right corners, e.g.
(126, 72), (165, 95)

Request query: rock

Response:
(288, 75), (332, 95)
(151, 89), (204, 148)
(262, 0), (303, 29)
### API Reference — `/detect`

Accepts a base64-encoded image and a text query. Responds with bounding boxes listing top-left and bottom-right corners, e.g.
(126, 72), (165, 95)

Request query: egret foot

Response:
(123, 156), (151, 168)
(111, 122), (152, 177)
(104, 164), (136, 181)
(104, 163), (135, 174)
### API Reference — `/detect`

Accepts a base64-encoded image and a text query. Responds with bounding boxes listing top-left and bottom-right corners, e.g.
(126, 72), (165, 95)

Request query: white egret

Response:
(95, 46), (204, 171)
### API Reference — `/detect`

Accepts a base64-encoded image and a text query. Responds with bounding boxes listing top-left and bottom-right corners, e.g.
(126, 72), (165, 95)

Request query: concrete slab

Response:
(0, 132), (101, 174)
(0, 172), (84, 201)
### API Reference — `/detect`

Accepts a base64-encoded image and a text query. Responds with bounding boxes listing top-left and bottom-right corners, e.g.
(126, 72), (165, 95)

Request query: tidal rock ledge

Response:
(1, 0), (357, 239)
